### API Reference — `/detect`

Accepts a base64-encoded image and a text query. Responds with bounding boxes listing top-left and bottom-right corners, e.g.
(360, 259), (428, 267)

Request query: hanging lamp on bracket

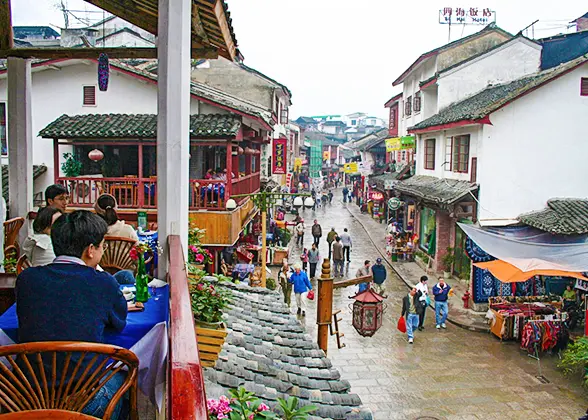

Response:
(98, 53), (110, 91)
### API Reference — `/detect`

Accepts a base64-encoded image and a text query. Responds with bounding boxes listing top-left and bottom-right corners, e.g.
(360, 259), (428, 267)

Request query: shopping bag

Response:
(397, 316), (407, 333)
(307, 290), (315, 300)
(425, 295), (431, 306)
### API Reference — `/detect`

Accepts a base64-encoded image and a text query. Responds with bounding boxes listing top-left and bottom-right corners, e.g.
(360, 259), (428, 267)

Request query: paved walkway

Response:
(283, 189), (587, 420)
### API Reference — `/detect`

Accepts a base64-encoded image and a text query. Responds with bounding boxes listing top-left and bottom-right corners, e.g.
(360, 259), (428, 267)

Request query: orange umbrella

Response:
(473, 260), (588, 283)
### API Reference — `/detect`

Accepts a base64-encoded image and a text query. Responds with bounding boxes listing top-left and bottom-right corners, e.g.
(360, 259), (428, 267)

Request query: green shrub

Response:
(559, 336), (588, 387)
(266, 277), (277, 290)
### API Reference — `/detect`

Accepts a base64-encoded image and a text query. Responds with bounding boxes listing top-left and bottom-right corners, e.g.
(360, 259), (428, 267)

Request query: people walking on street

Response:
(327, 228), (338, 259)
(279, 261), (292, 306)
(415, 275), (429, 330)
(401, 287), (422, 344)
(342, 187), (349, 203)
(332, 237), (344, 277)
(433, 277), (452, 329)
(300, 248), (309, 272)
(289, 263), (312, 316)
(328, 190), (333, 203)
(371, 257), (387, 296)
(356, 260), (371, 293)
(308, 243), (320, 279)
(311, 220), (322, 246)
(340, 228), (352, 262)
(295, 219), (305, 246)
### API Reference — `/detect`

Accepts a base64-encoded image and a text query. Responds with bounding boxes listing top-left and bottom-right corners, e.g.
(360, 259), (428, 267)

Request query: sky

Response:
(13, 1), (587, 120)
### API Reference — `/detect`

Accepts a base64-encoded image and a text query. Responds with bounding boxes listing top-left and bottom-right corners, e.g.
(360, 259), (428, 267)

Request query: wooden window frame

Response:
(424, 138), (435, 170)
(405, 96), (412, 116)
(444, 137), (453, 171)
(414, 92), (422, 113)
(83, 85), (97, 106)
(452, 135), (470, 173)
(470, 157), (477, 183)
(281, 106), (289, 125)
(581, 78), (588, 96)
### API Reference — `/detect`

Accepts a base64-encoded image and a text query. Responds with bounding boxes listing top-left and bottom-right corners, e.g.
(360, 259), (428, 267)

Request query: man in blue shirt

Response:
(371, 258), (387, 296)
(289, 264), (312, 316)
(432, 277), (452, 329)
(16, 210), (128, 418)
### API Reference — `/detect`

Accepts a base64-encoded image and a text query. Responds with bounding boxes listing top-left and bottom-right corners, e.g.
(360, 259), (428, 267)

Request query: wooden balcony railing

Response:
(57, 172), (261, 211)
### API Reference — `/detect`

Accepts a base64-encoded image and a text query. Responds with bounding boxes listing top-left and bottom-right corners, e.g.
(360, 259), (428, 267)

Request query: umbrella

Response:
(474, 259), (588, 283)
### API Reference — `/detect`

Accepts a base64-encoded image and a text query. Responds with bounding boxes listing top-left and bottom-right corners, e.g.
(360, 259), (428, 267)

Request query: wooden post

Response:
(317, 258), (333, 354)
(225, 141), (232, 199)
(260, 209), (267, 288)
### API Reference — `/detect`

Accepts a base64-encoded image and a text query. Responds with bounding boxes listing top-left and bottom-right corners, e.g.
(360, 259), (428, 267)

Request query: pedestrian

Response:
(342, 186), (349, 203)
(311, 189), (317, 210)
(356, 260), (371, 293)
(433, 277), (452, 329)
(340, 228), (352, 262)
(326, 227), (338, 259)
(328, 190), (333, 203)
(300, 248), (309, 272)
(401, 287), (422, 344)
(311, 219), (322, 246)
(279, 261), (292, 306)
(308, 243), (320, 279)
(371, 257), (387, 296)
(332, 237), (344, 277)
(415, 275), (429, 330)
(289, 263), (312, 316)
(295, 219), (305, 246)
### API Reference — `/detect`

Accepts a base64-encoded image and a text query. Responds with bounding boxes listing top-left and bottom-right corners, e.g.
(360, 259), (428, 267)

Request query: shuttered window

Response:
(470, 157), (478, 183)
(405, 96), (412, 116)
(581, 78), (588, 96)
(452, 135), (470, 173)
(281, 106), (289, 124)
(83, 86), (96, 106)
(414, 92), (422, 113)
(424, 138), (435, 170)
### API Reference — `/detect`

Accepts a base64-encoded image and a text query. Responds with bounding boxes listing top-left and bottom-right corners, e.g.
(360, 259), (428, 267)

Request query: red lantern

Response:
(254, 149), (261, 155)
(238, 147), (244, 155)
(244, 147), (254, 155)
(351, 289), (385, 337)
(88, 149), (104, 162)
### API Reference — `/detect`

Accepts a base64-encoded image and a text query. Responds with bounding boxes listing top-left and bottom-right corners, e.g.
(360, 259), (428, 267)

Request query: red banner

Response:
(272, 138), (287, 174)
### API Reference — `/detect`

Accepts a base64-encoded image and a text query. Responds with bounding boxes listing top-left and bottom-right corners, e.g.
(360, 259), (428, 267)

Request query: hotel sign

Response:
(272, 138), (287, 174)
(439, 7), (496, 25)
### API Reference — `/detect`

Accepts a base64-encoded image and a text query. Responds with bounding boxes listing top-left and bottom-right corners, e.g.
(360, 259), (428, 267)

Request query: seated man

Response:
(16, 210), (128, 419)
(45, 184), (70, 212)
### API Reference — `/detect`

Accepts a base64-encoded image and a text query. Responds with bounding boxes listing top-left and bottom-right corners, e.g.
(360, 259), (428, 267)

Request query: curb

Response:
(343, 203), (490, 333)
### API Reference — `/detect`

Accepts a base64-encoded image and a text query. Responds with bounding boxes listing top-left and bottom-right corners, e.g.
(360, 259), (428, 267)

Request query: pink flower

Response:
(195, 253), (205, 263)
(189, 245), (197, 253)
(248, 414), (254, 420)
(129, 248), (139, 261)
(258, 403), (270, 411)
(197, 283), (205, 291)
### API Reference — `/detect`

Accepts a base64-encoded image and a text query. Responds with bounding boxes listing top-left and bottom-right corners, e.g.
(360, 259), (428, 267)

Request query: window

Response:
(452, 135), (470, 172)
(414, 92), (421, 113)
(281, 106), (289, 124)
(424, 138), (435, 170)
(582, 78), (588, 96)
(470, 157), (477, 183)
(419, 207), (436, 252)
(83, 86), (96, 106)
(405, 96), (412, 116)
(444, 137), (452, 171)
(351, 119), (357, 126)
(0, 103), (6, 155)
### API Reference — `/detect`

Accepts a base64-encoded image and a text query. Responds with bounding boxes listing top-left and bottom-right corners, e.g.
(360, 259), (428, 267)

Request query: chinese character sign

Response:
(272, 138), (287, 174)
(439, 7), (495, 25)
(385, 137), (401, 152)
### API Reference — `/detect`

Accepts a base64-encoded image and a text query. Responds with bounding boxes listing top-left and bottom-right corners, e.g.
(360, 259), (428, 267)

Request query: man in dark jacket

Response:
(332, 237), (344, 277)
(311, 220), (322, 246)
(433, 277), (452, 329)
(326, 228), (338, 259)
(401, 287), (423, 344)
(371, 258), (387, 295)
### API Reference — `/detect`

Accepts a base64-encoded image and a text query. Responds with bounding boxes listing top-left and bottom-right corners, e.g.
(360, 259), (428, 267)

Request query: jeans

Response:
(309, 262), (318, 278)
(82, 371), (126, 419)
(406, 313), (419, 339)
(333, 259), (344, 276)
(418, 302), (427, 328)
(296, 234), (304, 246)
(313, 235), (321, 246)
(114, 270), (135, 285)
(343, 246), (351, 262)
(373, 282), (385, 295)
(435, 301), (448, 325)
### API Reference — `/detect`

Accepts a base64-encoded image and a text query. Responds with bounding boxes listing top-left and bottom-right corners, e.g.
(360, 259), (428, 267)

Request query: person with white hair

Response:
(288, 263), (312, 316)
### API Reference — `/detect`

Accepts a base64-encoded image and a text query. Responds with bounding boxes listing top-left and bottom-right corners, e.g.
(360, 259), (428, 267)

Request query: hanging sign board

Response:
(385, 137), (401, 152)
(272, 138), (287, 174)
(344, 162), (358, 174)
(388, 197), (401, 210)
(439, 7), (496, 25)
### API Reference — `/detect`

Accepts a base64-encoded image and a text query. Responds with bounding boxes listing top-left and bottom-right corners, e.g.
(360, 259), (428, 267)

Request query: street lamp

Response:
(226, 198), (237, 210)
(304, 197), (315, 208)
(293, 196), (303, 209)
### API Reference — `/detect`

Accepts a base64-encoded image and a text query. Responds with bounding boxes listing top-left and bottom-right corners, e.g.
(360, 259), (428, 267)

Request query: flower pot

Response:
(195, 321), (227, 368)
(443, 271), (451, 279)
(391, 253), (398, 262)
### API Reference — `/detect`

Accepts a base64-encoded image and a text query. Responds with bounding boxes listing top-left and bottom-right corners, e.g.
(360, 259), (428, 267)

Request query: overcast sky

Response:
(13, 1), (586, 119)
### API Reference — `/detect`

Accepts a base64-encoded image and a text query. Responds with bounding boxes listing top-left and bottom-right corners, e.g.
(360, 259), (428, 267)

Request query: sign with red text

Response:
(272, 138), (287, 174)
(439, 7), (495, 25)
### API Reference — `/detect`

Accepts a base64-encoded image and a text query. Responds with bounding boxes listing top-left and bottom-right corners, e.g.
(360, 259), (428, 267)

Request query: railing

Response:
(167, 235), (207, 418)
(58, 172), (261, 211)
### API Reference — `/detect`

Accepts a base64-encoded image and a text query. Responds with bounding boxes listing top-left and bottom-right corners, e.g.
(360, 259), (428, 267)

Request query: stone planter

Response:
(195, 321), (227, 368)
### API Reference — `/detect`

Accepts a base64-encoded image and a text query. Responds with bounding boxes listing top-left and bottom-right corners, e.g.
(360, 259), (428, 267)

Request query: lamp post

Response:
(228, 191), (313, 288)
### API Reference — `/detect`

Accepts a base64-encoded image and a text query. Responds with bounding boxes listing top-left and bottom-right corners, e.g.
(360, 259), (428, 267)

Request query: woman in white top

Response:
(22, 206), (63, 266)
(415, 275), (429, 331)
(94, 194), (139, 242)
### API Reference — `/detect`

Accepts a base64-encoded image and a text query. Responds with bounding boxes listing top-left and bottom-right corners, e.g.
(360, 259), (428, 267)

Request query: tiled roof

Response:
(204, 282), (372, 420)
(2, 165), (47, 202)
(39, 114), (242, 139)
(410, 54), (588, 131)
(395, 175), (477, 205)
(518, 199), (588, 235)
(348, 128), (388, 151)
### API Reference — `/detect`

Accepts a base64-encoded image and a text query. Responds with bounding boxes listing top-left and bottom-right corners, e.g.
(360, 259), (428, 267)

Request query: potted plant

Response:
(61, 152), (82, 177)
(189, 277), (232, 367)
(441, 247), (455, 279)
(559, 337), (588, 387)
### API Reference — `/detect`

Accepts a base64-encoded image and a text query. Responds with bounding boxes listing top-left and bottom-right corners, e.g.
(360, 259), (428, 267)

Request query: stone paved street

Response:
(282, 189), (588, 420)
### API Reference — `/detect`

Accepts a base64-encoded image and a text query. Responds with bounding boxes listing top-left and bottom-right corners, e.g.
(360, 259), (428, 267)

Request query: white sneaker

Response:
(408, 338), (413, 344)
(441, 323), (447, 329)
(436, 324), (441, 329)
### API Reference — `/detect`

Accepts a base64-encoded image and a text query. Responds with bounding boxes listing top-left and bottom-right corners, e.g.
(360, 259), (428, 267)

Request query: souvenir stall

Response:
(368, 190), (386, 221)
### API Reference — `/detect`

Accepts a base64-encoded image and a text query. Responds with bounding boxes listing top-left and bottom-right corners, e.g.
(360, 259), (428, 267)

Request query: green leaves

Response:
(275, 396), (318, 420)
(61, 152), (82, 177)
(189, 278), (233, 323)
(559, 336), (588, 387)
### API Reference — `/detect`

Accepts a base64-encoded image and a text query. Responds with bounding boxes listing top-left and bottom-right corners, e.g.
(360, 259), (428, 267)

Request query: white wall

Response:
(401, 57), (438, 135)
(477, 63), (588, 224)
(437, 39), (541, 110)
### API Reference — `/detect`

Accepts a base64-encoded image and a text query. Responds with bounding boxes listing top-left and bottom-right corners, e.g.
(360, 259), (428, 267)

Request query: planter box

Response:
(195, 323), (228, 368)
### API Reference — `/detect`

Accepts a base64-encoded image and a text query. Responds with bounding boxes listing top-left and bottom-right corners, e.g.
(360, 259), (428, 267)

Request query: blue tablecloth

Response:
(0, 285), (169, 349)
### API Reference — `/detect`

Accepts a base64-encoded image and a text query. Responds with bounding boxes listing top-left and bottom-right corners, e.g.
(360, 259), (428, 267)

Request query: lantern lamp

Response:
(351, 289), (385, 337)
(88, 149), (104, 162)
(292, 196), (303, 209)
(226, 199), (237, 210)
(98, 53), (110, 91)
(304, 197), (314, 208)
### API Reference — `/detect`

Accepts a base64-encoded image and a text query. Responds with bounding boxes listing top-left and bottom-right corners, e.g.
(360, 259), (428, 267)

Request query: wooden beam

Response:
(333, 275), (372, 289)
(0, 46), (219, 59)
(84, 0), (157, 35)
(213, 0), (237, 60)
(192, 3), (210, 44)
(0, 0), (13, 50)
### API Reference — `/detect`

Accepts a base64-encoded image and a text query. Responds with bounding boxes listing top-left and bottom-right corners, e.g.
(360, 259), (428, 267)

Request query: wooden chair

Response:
(3, 218), (24, 258)
(16, 254), (31, 275)
(0, 341), (138, 420)
(100, 236), (152, 276)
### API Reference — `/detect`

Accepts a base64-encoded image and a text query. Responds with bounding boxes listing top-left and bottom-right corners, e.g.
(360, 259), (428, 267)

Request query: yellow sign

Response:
(294, 157), (302, 172)
(344, 162), (358, 174)
(385, 137), (401, 152)
(323, 151), (330, 161)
